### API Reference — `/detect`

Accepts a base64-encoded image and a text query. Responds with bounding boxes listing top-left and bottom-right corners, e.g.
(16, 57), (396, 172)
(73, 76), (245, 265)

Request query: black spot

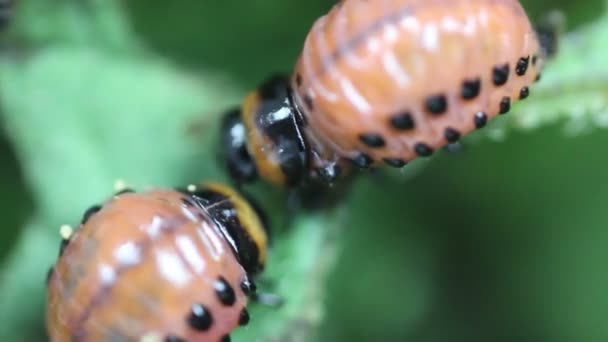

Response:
(425, 94), (448, 115)
(187, 304), (213, 331)
(492, 64), (510, 86)
(351, 153), (373, 168)
(414, 143), (433, 157)
(532, 55), (538, 65)
(499, 96), (511, 114)
(295, 73), (302, 87)
(383, 158), (407, 168)
(46, 267), (54, 285)
(535, 73), (541, 82)
(165, 335), (185, 342)
(221, 335), (231, 342)
(239, 308), (250, 326)
(461, 78), (481, 100)
(358, 133), (385, 148)
(390, 112), (415, 130)
(519, 86), (530, 100)
(215, 277), (236, 306)
(303, 95), (314, 111)
(444, 127), (461, 143)
(241, 278), (256, 295)
(515, 56), (530, 76)
(474, 112), (487, 128)
(81, 205), (102, 224)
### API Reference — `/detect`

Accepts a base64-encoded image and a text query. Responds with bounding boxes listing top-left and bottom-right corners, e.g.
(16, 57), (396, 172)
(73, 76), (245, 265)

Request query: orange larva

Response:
(46, 183), (269, 342)
(221, 0), (547, 188)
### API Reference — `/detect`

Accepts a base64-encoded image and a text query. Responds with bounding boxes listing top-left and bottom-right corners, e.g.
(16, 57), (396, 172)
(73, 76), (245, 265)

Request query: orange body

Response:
(292, 0), (543, 168)
(47, 189), (255, 341)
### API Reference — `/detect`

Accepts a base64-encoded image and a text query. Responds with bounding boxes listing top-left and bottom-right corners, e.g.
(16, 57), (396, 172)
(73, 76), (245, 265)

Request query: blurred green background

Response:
(1, 0), (608, 341)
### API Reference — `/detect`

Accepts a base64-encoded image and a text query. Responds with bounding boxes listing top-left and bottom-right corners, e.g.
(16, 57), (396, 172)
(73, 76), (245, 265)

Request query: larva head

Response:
(221, 75), (309, 188)
(186, 182), (270, 275)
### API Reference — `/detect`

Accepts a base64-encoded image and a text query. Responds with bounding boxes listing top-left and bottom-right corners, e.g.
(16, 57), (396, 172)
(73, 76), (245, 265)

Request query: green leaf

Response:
(10, 0), (138, 51)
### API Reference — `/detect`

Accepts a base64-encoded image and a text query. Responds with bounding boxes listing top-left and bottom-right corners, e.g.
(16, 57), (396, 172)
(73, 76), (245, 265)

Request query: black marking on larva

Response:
(535, 73), (541, 82)
(165, 335), (185, 342)
(215, 276), (236, 306)
(492, 64), (510, 86)
(189, 189), (264, 274)
(444, 128), (461, 143)
(59, 238), (70, 257)
(383, 158), (407, 168)
(390, 112), (415, 130)
(425, 94), (448, 115)
(81, 205), (102, 224)
(359, 133), (385, 148)
(239, 308), (250, 326)
(295, 74), (302, 87)
(221, 335), (231, 342)
(241, 278), (256, 296)
(499, 97), (511, 114)
(532, 55), (538, 65)
(351, 153), (373, 168)
(303, 95), (314, 111)
(461, 78), (481, 100)
(114, 188), (135, 196)
(188, 304), (214, 331)
(519, 86), (530, 100)
(515, 56), (530, 76)
(414, 143), (433, 157)
(474, 112), (488, 128)
(46, 266), (54, 286)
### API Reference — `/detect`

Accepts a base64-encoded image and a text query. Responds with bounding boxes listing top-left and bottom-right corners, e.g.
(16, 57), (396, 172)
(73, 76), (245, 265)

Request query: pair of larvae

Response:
(221, 0), (559, 190)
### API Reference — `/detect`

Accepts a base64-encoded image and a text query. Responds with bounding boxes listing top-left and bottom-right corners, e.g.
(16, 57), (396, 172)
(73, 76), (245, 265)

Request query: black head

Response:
(221, 108), (258, 184)
(221, 74), (309, 188)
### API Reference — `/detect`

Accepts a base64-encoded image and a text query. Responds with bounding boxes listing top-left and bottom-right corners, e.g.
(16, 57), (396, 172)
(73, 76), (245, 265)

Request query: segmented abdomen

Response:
(292, 0), (542, 167)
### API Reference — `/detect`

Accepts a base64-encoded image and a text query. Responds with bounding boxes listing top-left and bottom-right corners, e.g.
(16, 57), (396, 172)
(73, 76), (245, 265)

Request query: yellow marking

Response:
(59, 225), (74, 240)
(187, 184), (197, 192)
(241, 91), (287, 187)
(201, 182), (268, 271)
(113, 178), (128, 192)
